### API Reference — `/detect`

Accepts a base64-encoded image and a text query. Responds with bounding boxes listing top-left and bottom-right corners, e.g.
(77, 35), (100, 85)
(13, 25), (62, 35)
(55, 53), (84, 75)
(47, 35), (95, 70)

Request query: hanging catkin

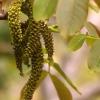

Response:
(20, 43), (43, 100)
(21, 20), (30, 66)
(39, 21), (54, 61)
(21, 0), (35, 62)
(21, 0), (33, 19)
(8, 0), (54, 100)
(8, 0), (23, 75)
(23, 20), (40, 58)
(20, 0), (44, 100)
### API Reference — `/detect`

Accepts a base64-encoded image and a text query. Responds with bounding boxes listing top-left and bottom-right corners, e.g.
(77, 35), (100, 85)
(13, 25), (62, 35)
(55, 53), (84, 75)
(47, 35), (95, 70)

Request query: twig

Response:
(0, 1), (8, 20)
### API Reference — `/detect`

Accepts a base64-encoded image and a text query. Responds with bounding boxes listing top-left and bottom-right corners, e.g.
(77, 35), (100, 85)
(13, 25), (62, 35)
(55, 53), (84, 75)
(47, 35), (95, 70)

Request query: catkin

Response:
(21, 20), (30, 66)
(8, 0), (54, 99)
(20, 44), (43, 100)
(23, 20), (40, 58)
(20, 0), (44, 99)
(21, 0), (33, 19)
(8, 0), (23, 75)
(39, 21), (54, 61)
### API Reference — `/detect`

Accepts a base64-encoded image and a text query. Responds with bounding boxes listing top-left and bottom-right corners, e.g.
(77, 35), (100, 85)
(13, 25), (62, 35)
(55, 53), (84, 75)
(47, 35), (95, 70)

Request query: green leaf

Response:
(68, 34), (86, 51)
(52, 62), (81, 94)
(56, 0), (89, 37)
(33, 0), (58, 21)
(86, 35), (98, 46)
(50, 74), (72, 100)
(88, 39), (100, 72)
(85, 22), (100, 46)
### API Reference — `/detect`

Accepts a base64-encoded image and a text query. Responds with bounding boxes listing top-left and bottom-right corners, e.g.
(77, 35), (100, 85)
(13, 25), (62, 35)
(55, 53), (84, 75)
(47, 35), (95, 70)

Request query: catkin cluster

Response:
(8, 0), (54, 100)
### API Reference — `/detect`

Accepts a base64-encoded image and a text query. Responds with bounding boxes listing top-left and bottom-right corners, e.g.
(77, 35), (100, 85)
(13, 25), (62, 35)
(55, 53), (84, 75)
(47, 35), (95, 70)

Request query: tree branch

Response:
(0, 1), (8, 20)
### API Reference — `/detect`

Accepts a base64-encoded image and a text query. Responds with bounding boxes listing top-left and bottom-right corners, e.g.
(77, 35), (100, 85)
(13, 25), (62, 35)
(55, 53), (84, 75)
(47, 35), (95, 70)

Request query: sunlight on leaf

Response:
(56, 0), (89, 38)
(85, 22), (100, 46)
(50, 74), (72, 100)
(88, 39), (100, 72)
(33, 0), (58, 21)
(68, 34), (86, 51)
(52, 62), (81, 94)
(89, 1), (99, 12)
(86, 35), (98, 46)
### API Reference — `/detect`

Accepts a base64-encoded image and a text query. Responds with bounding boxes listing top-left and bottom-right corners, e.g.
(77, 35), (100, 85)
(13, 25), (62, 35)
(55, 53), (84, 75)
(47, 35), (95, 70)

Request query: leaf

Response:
(52, 62), (81, 94)
(86, 35), (98, 46)
(89, 1), (99, 12)
(37, 70), (48, 87)
(33, 0), (58, 21)
(85, 22), (100, 37)
(68, 34), (86, 51)
(56, 0), (89, 37)
(94, 0), (100, 8)
(85, 22), (100, 46)
(88, 39), (100, 72)
(50, 74), (72, 100)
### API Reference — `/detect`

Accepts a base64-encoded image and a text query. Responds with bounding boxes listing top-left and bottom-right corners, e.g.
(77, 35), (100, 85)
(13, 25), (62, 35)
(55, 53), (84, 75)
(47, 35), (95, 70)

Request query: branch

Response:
(0, 1), (8, 20)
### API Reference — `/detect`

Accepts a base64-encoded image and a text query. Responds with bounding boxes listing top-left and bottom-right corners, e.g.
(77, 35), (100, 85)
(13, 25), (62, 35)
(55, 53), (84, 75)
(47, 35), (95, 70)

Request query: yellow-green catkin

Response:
(20, 44), (43, 100)
(21, 20), (30, 66)
(23, 20), (40, 58)
(21, 0), (36, 59)
(8, 0), (54, 99)
(20, 0), (44, 99)
(39, 21), (54, 61)
(20, 20), (43, 99)
(8, 0), (23, 75)
(21, 0), (33, 19)
(21, 0), (34, 66)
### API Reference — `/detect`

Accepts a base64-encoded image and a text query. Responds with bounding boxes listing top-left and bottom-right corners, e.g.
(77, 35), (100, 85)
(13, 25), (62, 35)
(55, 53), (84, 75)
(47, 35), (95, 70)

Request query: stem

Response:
(48, 25), (59, 33)
(48, 64), (51, 73)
